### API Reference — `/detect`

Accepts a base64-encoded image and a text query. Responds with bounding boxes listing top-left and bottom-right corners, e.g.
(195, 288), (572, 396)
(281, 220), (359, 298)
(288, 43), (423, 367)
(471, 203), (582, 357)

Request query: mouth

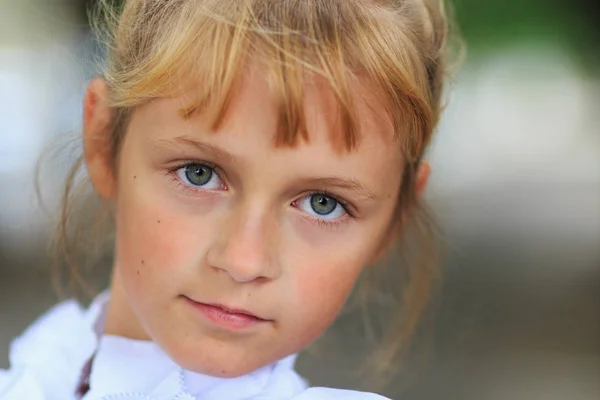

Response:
(183, 296), (270, 331)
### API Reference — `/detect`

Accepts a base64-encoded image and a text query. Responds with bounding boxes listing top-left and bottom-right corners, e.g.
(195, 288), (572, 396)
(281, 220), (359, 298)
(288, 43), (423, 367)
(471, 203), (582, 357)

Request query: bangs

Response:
(104, 0), (433, 160)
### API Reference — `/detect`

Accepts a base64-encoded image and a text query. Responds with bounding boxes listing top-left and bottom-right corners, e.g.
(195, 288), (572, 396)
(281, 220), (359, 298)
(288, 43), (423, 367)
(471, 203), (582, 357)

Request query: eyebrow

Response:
(155, 136), (378, 200)
(153, 136), (235, 164)
(296, 177), (378, 200)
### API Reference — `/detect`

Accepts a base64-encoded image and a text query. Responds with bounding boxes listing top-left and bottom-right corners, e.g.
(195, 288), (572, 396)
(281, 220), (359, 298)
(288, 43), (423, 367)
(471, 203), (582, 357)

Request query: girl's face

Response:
(85, 68), (406, 377)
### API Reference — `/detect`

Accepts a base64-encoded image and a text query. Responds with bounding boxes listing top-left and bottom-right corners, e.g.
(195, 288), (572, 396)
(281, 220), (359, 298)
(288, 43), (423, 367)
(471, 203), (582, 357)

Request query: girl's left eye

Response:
(175, 163), (224, 189)
(295, 193), (347, 220)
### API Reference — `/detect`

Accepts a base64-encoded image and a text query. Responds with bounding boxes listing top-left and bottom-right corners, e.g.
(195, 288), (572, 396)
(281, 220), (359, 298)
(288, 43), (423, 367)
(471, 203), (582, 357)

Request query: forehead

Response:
(129, 67), (403, 194)
(176, 63), (399, 156)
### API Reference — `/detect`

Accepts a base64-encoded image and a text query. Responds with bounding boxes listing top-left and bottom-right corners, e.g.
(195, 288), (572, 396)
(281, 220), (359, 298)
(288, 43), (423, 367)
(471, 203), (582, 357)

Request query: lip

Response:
(183, 297), (270, 331)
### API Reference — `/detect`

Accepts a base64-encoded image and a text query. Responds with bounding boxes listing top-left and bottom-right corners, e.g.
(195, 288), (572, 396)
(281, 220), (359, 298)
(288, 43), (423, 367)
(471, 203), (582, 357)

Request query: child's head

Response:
(65, 0), (451, 380)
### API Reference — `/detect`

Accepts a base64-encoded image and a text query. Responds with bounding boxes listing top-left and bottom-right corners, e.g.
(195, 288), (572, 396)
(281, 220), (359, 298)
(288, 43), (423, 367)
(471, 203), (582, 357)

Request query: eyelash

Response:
(167, 160), (356, 227)
(293, 190), (355, 227)
(167, 160), (226, 195)
(298, 208), (353, 230)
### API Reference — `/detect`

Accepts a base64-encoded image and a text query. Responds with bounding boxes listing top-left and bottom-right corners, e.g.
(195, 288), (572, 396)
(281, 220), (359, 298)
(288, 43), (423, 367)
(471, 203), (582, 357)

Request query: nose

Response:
(206, 206), (280, 283)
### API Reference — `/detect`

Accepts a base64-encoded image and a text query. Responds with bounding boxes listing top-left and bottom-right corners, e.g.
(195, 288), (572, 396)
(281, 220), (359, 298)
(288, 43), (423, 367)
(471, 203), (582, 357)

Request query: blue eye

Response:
(311, 194), (337, 215)
(296, 193), (347, 220)
(176, 164), (223, 189)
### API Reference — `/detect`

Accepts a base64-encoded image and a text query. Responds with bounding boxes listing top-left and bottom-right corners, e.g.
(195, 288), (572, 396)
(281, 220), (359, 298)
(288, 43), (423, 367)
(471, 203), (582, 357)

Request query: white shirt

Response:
(0, 293), (389, 400)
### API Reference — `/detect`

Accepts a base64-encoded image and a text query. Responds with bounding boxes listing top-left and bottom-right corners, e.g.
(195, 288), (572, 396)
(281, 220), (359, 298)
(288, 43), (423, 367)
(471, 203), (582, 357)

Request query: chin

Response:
(167, 344), (275, 378)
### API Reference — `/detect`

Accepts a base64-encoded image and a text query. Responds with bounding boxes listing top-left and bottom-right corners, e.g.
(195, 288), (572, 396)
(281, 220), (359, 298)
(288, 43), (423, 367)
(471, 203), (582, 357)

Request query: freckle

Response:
(133, 175), (137, 179)
(157, 220), (161, 224)
(141, 260), (145, 264)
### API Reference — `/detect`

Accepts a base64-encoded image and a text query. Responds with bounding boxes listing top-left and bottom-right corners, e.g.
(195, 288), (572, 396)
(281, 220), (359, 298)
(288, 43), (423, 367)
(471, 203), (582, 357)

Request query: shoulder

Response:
(7, 299), (92, 365)
(0, 299), (99, 399)
(0, 369), (11, 389)
(290, 387), (391, 400)
(0, 368), (46, 400)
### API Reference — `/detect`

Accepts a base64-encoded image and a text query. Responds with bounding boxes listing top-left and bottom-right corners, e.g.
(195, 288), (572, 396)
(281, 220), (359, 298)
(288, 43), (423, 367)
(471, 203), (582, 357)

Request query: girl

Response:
(1, 0), (454, 398)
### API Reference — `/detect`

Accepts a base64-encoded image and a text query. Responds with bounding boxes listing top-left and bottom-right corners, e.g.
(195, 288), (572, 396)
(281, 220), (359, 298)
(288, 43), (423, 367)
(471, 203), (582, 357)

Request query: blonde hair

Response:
(55, 0), (459, 389)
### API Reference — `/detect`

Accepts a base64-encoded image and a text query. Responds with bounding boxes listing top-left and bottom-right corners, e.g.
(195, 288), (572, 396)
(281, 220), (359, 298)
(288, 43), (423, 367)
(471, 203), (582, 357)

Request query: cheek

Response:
(114, 175), (212, 293)
(281, 213), (394, 346)
(284, 243), (367, 344)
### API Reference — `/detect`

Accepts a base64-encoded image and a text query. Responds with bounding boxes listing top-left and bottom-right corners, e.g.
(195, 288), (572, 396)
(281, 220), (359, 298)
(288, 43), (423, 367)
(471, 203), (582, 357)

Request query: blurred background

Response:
(0, 1), (598, 399)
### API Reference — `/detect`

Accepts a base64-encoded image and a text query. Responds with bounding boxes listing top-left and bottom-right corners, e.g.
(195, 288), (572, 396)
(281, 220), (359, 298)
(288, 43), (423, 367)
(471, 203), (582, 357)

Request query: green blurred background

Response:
(455, 0), (599, 61)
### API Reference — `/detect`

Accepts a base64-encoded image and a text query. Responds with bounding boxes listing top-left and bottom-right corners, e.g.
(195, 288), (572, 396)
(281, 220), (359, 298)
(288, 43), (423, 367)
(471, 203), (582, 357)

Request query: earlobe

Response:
(83, 78), (116, 199)
(416, 161), (431, 196)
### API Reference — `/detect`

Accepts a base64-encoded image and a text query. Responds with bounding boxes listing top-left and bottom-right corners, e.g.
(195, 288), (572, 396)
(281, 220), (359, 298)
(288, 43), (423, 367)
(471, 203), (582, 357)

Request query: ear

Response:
(415, 161), (431, 196)
(83, 78), (116, 199)
(367, 161), (432, 265)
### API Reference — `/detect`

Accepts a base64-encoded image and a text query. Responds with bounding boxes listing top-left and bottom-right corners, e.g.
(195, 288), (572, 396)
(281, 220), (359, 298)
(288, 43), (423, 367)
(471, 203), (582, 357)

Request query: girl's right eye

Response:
(175, 163), (224, 190)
